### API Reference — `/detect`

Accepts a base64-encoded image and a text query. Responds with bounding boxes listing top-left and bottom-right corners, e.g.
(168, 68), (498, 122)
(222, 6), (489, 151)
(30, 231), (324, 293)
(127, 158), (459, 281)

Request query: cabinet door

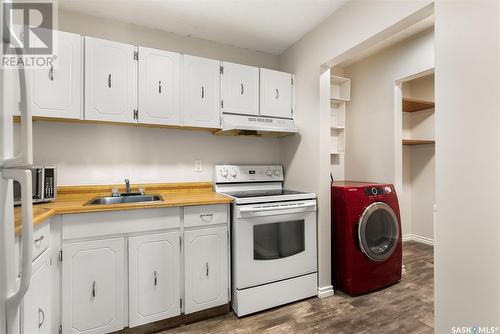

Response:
(184, 226), (228, 314)
(138, 47), (181, 125)
(21, 251), (51, 334)
(84, 37), (137, 123)
(62, 238), (124, 334)
(221, 62), (259, 116)
(183, 55), (220, 128)
(31, 31), (82, 119)
(260, 68), (292, 119)
(128, 232), (180, 327)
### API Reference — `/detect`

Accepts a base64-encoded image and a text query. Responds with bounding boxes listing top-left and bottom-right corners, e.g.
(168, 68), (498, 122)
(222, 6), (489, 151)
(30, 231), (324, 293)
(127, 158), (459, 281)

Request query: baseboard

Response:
(402, 234), (413, 242)
(403, 234), (434, 246)
(317, 285), (334, 298)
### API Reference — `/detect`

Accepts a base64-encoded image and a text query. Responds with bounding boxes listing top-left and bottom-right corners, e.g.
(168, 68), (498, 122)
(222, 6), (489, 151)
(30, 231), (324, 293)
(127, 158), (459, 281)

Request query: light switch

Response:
(195, 159), (203, 172)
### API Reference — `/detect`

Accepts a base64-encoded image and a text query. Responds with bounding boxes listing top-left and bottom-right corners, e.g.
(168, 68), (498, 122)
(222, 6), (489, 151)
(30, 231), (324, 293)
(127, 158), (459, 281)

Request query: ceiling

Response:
(59, 0), (347, 55)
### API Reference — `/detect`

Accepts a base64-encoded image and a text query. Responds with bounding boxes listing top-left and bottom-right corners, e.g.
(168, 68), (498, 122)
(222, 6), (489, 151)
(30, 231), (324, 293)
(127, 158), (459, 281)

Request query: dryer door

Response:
(358, 202), (400, 262)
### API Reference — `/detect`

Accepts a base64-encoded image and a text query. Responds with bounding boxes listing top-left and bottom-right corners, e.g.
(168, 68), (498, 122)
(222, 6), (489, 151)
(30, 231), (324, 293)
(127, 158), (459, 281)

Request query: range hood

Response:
(214, 114), (298, 137)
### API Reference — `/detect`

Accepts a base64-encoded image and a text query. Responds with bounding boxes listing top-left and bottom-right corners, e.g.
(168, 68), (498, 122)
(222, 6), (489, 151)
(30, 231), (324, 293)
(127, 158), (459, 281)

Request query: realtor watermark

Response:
(2, 0), (57, 69)
(451, 326), (500, 334)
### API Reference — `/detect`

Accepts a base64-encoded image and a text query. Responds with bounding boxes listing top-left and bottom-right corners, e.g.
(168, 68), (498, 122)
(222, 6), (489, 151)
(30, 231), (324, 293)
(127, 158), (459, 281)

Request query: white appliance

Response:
(1, 17), (35, 334)
(215, 165), (317, 317)
(218, 113), (298, 135)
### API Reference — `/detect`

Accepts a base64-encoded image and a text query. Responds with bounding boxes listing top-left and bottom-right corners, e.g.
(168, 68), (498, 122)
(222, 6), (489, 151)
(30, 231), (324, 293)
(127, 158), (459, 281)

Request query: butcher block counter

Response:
(14, 182), (232, 235)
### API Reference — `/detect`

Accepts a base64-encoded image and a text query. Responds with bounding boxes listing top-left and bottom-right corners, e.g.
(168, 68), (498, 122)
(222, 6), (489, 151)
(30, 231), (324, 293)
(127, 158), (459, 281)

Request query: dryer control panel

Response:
(364, 186), (393, 197)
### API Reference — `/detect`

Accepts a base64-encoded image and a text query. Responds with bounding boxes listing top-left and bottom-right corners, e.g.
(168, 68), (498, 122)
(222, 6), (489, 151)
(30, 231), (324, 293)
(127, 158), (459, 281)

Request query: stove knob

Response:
(274, 169), (281, 176)
(220, 169), (228, 178)
(230, 168), (238, 177)
(266, 170), (273, 176)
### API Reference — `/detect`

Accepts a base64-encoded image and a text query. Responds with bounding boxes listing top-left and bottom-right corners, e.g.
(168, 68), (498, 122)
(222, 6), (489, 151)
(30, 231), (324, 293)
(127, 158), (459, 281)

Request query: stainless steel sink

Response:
(85, 194), (163, 205)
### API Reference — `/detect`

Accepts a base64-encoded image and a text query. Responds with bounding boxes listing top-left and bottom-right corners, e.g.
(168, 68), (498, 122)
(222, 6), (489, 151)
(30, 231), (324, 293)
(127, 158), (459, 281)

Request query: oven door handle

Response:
(239, 202), (316, 213)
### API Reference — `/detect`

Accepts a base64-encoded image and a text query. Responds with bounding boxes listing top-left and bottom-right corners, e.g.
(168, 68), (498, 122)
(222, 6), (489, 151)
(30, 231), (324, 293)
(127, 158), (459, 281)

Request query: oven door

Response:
(233, 200), (317, 289)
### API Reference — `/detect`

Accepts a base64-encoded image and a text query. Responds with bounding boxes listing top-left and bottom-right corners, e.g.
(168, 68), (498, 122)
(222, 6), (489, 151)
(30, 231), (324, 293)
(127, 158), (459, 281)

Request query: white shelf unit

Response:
(330, 74), (350, 181)
(330, 128), (345, 154)
(330, 75), (351, 102)
(330, 101), (345, 129)
(330, 75), (350, 155)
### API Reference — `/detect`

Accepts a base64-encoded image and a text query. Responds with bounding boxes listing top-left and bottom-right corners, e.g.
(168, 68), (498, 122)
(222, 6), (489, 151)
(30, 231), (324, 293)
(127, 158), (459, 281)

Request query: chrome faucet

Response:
(125, 179), (131, 193)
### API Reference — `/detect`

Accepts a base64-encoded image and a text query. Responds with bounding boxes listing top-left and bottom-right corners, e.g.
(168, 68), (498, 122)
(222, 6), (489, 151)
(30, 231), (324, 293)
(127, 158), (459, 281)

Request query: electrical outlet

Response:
(194, 159), (203, 172)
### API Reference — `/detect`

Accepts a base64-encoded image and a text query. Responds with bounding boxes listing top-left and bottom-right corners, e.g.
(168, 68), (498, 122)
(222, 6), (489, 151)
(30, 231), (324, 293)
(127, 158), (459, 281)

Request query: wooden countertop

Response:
(14, 206), (56, 235)
(14, 182), (232, 235)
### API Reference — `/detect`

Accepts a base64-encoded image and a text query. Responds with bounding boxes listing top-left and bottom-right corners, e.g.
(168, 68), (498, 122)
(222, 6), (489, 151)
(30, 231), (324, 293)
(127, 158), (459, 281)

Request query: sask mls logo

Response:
(451, 326), (500, 334)
(2, 1), (56, 68)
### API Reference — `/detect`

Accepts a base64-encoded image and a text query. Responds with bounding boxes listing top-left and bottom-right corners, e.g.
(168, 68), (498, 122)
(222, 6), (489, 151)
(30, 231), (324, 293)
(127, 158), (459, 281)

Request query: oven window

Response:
(253, 220), (305, 260)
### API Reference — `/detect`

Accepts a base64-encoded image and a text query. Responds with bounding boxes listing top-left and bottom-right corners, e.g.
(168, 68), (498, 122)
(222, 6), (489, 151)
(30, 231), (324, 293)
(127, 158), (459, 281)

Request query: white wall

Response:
(24, 10), (281, 186)
(435, 1), (500, 332)
(343, 28), (434, 184)
(30, 122), (280, 185)
(408, 145), (434, 240)
(278, 0), (433, 292)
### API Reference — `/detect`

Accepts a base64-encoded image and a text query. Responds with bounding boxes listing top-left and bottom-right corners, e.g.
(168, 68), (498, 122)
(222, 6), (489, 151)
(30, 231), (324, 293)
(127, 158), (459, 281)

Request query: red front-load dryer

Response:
(331, 181), (402, 296)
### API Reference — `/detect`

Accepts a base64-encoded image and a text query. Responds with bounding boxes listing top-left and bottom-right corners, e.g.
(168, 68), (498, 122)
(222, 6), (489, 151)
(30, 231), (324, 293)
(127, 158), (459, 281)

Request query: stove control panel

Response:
(215, 165), (284, 183)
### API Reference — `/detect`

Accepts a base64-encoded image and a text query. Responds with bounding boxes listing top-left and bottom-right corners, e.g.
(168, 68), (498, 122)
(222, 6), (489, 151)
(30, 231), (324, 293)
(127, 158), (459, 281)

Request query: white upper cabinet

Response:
(184, 226), (228, 314)
(31, 31), (82, 119)
(128, 232), (181, 327)
(62, 238), (125, 334)
(7, 30), (82, 119)
(221, 62), (259, 116)
(259, 68), (293, 119)
(183, 55), (221, 128)
(138, 47), (181, 125)
(84, 37), (137, 123)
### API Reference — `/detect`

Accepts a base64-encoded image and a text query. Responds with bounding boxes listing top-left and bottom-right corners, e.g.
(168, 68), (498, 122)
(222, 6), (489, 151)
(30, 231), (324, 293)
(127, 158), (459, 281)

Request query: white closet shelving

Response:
(330, 74), (350, 180)
(330, 75), (350, 155)
(400, 73), (435, 244)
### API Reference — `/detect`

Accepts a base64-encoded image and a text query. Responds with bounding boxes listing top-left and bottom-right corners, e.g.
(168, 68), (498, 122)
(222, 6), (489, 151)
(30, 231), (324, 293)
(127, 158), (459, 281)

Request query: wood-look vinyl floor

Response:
(163, 241), (434, 334)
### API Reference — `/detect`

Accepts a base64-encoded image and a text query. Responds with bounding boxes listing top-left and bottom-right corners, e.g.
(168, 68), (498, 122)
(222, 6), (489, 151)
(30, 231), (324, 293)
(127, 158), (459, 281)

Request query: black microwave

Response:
(14, 166), (56, 206)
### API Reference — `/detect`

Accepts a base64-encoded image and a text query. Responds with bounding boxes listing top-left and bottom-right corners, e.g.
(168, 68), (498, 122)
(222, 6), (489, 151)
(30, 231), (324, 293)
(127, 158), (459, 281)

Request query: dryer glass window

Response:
(358, 202), (399, 262)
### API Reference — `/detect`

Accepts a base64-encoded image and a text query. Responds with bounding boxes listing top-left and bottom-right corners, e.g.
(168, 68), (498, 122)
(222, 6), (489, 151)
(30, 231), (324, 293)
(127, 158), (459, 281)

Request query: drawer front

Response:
(62, 208), (181, 240)
(32, 223), (50, 261)
(184, 205), (228, 228)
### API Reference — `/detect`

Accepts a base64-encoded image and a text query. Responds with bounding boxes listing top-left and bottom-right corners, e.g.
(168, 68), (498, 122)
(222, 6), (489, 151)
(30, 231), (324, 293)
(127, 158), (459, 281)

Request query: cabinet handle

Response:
(48, 66), (54, 81)
(205, 262), (209, 278)
(33, 235), (44, 248)
(200, 213), (214, 221)
(91, 281), (96, 298)
(158, 80), (162, 94)
(108, 74), (112, 88)
(38, 308), (45, 329)
(275, 88), (279, 99)
(201, 86), (204, 99)
(240, 83), (244, 95)
(154, 271), (158, 287)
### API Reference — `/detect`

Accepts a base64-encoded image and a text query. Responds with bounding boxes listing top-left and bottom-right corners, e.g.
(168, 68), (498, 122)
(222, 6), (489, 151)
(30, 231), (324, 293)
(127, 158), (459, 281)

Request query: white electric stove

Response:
(215, 165), (318, 317)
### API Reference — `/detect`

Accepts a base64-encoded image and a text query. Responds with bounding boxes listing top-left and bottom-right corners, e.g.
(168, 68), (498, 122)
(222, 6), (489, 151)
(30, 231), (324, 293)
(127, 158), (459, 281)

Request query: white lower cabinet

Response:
(184, 226), (229, 314)
(59, 204), (229, 333)
(21, 251), (52, 334)
(62, 238), (125, 334)
(128, 232), (181, 327)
